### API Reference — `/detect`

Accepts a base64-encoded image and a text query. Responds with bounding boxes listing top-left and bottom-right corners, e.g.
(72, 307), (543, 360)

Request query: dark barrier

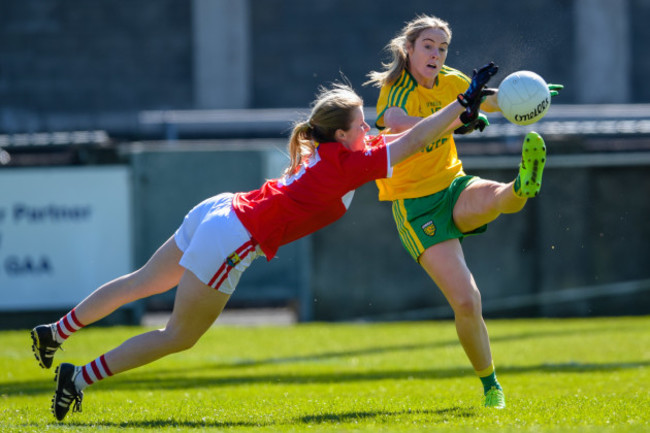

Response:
(122, 138), (650, 321)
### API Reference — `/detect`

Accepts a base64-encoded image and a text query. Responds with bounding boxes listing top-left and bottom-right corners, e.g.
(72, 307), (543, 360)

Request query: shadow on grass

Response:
(63, 419), (266, 429)
(4, 359), (649, 396)
(205, 338), (462, 369)
(300, 406), (476, 424)
(195, 326), (616, 370)
(52, 406), (475, 429)
(2, 322), (640, 397)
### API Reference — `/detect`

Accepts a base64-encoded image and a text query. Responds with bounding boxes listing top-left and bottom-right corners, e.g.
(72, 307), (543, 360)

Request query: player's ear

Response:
(405, 40), (414, 57)
(334, 129), (346, 143)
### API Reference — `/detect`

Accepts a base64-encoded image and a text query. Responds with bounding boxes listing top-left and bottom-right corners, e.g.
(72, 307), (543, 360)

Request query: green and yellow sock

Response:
(476, 362), (502, 394)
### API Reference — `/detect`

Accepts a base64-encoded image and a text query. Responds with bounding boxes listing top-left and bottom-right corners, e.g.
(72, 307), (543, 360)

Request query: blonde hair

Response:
(365, 14), (452, 88)
(284, 83), (363, 176)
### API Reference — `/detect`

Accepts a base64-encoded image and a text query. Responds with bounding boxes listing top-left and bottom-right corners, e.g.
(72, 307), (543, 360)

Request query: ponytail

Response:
(282, 83), (363, 177)
(284, 121), (318, 176)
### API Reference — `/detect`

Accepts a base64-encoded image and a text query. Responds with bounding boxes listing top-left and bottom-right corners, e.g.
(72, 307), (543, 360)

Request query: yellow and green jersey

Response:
(374, 66), (471, 201)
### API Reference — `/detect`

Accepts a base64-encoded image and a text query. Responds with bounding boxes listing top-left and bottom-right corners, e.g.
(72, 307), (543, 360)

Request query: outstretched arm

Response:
(387, 101), (464, 165)
(384, 102), (465, 136)
(388, 62), (498, 166)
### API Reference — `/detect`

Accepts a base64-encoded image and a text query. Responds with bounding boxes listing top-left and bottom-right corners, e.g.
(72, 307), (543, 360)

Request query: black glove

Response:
(454, 112), (489, 135)
(457, 62), (499, 123)
(457, 62), (499, 107)
(459, 88), (496, 124)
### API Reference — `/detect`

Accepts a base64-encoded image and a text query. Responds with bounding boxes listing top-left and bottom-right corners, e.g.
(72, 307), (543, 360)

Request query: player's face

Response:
(337, 106), (370, 152)
(406, 27), (449, 89)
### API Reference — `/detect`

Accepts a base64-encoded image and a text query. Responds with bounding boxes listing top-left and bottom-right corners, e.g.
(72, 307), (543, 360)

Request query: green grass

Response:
(1, 316), (649, 432)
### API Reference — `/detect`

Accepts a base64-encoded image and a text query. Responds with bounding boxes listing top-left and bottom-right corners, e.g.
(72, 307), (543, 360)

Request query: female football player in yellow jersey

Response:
(366, 14), (562, 409)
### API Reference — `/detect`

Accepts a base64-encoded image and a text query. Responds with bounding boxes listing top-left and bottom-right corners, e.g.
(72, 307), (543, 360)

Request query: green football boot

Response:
(484, 386), (506, 409)
(514, 131), (546, 198)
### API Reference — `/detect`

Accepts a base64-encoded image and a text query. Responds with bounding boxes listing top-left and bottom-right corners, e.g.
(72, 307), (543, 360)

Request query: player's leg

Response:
(32, 236), (185, 369)
(452, 179), (526, 234)
(452, 132), (547, 233)
(51, 269), (230, 421)
(420, 239), (492, 369)
(419, 240), (505, 408)
(98, 269), (229, 374)
(76, 235), (185, 324)
(50, 196), (261, 420)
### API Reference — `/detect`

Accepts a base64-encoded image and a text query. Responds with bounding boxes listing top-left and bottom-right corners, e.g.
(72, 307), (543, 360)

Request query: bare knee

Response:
(478, 182), (508, 215)
(449, 288), (482, 318)
(159, 326), (200, 353)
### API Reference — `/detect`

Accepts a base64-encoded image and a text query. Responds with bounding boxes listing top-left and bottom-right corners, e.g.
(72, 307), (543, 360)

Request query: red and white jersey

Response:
(233, 136), (391, 260)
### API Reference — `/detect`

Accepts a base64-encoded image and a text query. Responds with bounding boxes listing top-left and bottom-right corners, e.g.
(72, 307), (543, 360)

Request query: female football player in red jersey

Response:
(31, 63), (497, 421)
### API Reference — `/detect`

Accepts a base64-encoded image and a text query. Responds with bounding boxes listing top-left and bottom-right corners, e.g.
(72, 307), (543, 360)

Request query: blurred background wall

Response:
(2, 0), (650, 118)
(0, 0), (649, 325)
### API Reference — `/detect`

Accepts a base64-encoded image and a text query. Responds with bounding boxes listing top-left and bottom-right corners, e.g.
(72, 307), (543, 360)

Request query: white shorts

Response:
(174, 193), (264, 295)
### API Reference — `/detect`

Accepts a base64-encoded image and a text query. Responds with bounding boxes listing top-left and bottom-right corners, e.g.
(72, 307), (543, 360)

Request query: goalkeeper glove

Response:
(459, 88), (496, 124)
(457, 62), (499, 123)
(454, 112), (490, 135)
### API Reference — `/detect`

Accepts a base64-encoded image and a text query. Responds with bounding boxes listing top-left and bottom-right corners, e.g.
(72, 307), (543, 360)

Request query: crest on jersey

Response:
(226, 252), (241, 267)
(421, 221), (436, 237)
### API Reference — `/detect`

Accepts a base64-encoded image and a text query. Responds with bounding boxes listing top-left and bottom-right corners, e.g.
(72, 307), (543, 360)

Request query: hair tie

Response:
(307, 120), (314, 129)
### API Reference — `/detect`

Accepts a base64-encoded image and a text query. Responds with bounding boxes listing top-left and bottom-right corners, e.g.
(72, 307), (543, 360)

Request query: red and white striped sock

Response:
(74, 354), (114, 391)
(54, 308), (85, 343)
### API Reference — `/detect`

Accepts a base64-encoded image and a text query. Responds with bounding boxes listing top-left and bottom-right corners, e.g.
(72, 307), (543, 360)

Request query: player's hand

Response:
(458, 62), (498, 123)
(459, 88), (496, 124)
(548, 83), (564, 97)
(454, 113), (489, 135)
(458, 62), (499, 108)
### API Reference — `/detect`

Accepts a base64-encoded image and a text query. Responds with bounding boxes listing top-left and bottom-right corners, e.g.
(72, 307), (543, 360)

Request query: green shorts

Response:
(391, 175), (488, 262)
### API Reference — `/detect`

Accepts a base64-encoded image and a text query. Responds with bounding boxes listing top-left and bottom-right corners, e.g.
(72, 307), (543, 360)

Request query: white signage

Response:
(0, 166), (132, 310)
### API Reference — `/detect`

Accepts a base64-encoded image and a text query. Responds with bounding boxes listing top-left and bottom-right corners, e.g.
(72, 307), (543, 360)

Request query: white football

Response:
(497, 70), (551, 126)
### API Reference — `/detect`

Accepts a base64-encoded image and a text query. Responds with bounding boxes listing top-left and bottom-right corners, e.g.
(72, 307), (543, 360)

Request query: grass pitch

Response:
(1, 316), (649, 432)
